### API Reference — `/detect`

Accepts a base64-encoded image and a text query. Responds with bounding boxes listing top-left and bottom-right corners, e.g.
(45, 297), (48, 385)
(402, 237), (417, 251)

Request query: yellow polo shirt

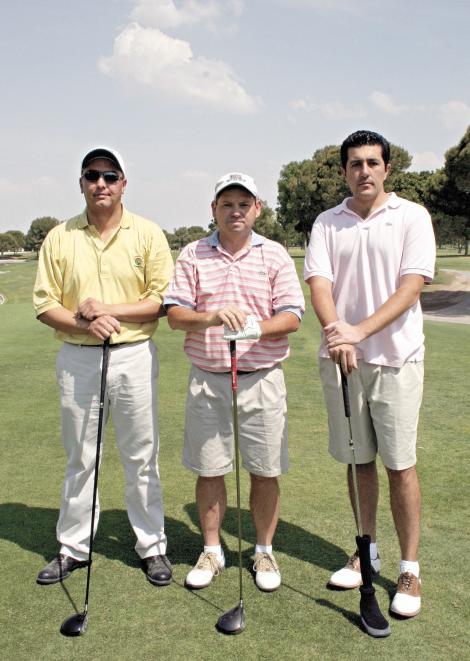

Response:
(33, 207), (174, 345)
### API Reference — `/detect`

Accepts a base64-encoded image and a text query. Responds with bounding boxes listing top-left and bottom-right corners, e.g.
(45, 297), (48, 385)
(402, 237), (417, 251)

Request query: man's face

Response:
(342, 144), (390, 202)
(79, 157), (127, 212)
(211, 187), (261, 238)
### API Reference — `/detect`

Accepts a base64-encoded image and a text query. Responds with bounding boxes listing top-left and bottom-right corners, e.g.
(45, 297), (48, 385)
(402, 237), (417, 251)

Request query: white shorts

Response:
(319, 359), (424, 470)
(183, 364), (289, 477)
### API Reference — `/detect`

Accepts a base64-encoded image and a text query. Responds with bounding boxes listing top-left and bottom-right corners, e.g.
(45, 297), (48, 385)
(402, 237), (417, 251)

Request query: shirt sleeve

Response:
(163, 244), (198, 309)
(304, 214), (334, 282)
(271, 250), (305, 315)
(400, 204), (436, 283)
(33, 228), (64, 317)
(140, 226), (175, 304)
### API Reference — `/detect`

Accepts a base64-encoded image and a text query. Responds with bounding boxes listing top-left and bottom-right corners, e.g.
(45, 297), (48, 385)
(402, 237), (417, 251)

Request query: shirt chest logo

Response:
(134, 256), (143, 268)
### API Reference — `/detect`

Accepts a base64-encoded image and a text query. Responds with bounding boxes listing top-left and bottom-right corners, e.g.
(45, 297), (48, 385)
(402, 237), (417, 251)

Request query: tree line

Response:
(277, 125), (470, 253)
(3, 125), (468, 257)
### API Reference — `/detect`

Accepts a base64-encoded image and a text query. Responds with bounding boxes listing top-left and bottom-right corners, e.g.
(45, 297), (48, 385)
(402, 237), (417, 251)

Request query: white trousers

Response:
(56, 340), (166, 560)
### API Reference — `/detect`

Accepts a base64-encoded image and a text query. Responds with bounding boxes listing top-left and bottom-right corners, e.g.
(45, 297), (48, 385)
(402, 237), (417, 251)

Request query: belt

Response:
(65, 341), (135, 348)
(223, 370), (257, 375)
(197, 367), (257, 375)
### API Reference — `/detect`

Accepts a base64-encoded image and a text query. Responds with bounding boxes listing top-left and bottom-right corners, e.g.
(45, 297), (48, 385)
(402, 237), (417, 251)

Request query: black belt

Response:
(223, 370), (257, 375)
(198, 366), (258, 376)
(65, 341), (134, 348)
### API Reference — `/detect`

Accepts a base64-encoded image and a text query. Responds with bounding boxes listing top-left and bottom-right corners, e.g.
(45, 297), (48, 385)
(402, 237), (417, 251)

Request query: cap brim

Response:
(215, 183), (257, 199)
(82, 149), (124, 173)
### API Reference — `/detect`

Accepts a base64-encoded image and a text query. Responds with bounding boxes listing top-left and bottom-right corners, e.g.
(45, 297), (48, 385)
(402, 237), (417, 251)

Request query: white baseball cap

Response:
(81, 146), (126, 175)
(214, 172), (258, 199)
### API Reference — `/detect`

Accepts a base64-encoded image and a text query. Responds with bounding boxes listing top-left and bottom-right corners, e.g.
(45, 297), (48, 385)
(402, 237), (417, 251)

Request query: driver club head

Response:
(216, 601), (246, 635)
(60, 612), (88, 637)
(359, 588), (391, 638)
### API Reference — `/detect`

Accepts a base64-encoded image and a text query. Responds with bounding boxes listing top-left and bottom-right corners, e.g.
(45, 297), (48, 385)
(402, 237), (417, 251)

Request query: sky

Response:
(1, 0), (469, 234)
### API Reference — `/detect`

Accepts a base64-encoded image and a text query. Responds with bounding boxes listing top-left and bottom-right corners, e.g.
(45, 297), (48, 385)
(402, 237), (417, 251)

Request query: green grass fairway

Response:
(435, 249), (470, 271)
(1, 259), (469, 660)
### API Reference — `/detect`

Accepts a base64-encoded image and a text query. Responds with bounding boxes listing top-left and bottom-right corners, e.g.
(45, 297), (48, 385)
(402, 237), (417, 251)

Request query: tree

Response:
(255, 203), (303, 247)
(166, 225), (209, 250)
(384, 144), (412, 190)
(0, 232), (18, 254)
(277, 146), (348, 244)
(25, 217), (60, 254)
(277, 142), (415, 245)
(250, 202), (285, 244)
(390, 170), (434, 206)
(430, 126), (470, 254)
(446, 125), (470, 194)
(5, 230), (26, 253)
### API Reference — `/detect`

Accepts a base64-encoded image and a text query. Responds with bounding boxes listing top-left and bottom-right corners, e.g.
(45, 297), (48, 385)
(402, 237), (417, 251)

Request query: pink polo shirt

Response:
(165, 231), (305, 372)
(304, 193), (436, 367)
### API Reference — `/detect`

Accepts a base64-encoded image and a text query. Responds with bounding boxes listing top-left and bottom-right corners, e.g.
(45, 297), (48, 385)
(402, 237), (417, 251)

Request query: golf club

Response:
(216, 339), (246, 635)
(340, 367), (391, 638)
(60, 337), (110, 637)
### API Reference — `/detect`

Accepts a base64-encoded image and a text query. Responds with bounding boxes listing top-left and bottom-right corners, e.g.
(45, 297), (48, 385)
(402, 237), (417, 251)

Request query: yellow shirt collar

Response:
(77, 206), (132, 230)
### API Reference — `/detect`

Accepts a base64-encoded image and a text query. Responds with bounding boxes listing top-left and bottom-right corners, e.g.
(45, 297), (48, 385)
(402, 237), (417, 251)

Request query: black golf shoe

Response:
(142, 555), (173, 586)
(37, 554), (88, 585)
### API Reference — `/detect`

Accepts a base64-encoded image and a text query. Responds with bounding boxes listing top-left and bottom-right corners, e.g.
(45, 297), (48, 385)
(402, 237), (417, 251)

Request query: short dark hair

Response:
(340, 130), (390, 168)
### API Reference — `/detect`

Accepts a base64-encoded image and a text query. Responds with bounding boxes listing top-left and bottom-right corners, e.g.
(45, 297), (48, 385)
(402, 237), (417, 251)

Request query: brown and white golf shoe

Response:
(390, 571), (421, 617)
(328, 550), (381, 589)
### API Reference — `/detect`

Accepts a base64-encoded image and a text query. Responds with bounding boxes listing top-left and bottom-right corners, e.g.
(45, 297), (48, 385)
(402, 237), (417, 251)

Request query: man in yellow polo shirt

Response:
(33, 146), (175, 587)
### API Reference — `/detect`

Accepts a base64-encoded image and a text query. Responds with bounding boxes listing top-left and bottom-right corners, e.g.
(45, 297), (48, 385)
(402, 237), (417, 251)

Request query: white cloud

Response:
(274, 0), (374, 13)
(289, 98), (309, 111)
(319, 101), (366, 120)
(228, 0), (245, 17)
(0, 178), (20, 195)
(131, 0), (220, 29)
(439, 100), (470, 131)
(369, 91), (406, 115)
(289, 97), (365, 119)
(410, 151), (444, 172)
(0, 176), (58, 198)
(181, 169), (212, 182)
(130, 0), (245, 29)
(99, 23), (260, 114)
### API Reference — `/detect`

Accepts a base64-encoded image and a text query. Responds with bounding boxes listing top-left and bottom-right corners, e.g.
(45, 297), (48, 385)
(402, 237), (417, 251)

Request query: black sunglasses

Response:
(82, 169), (123, 184)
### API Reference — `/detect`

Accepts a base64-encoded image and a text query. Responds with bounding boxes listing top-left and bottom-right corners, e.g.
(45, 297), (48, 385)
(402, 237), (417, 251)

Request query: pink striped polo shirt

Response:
(164, 231), (305, 372)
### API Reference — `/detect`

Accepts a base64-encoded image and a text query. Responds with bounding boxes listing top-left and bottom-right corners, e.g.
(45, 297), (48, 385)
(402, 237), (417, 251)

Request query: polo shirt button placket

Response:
(100, 251), (110, 279)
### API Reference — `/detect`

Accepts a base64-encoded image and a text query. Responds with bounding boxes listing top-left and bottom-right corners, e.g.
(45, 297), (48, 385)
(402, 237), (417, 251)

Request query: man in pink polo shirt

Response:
(304, 130), (435, 618)
(165, 172), (304, 592)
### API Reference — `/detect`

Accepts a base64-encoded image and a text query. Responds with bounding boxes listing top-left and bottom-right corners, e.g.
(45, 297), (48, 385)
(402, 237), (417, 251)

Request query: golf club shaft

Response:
(340, 369), (363, 538)
(339, 371), (390, 637)
(230, 340), (244, 604)
(83, 337), (110, 611)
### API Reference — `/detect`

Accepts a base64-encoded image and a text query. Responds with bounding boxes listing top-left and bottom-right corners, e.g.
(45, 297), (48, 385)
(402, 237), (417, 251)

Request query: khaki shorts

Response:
(183, 364), (288, 477)
(319, 359), (424, 470)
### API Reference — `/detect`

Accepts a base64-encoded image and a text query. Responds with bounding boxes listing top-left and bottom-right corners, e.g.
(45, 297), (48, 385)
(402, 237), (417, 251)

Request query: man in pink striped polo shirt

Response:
(165, 172), (304, 592)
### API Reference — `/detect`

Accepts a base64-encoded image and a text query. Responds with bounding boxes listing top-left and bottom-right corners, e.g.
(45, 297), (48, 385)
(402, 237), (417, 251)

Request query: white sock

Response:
(255, 544), (273, 555)
(400, 560), (419, 577)
(369, 542), (378, 560)
(204, 545), (224, 563)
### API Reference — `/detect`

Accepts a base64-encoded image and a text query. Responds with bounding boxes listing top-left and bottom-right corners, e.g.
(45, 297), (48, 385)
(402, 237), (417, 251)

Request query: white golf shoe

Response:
(253, 552), (281, 592)
(329, 550), (381, 588)
(185, 551), (225, 589)
(390, 572), (421, 617)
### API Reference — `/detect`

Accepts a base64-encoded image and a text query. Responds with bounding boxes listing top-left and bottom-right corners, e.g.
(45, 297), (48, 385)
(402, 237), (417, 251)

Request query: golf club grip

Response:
(340, 368), (351, 418)
(100, 338), (110, 400)
(230, 340), (237, 391)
